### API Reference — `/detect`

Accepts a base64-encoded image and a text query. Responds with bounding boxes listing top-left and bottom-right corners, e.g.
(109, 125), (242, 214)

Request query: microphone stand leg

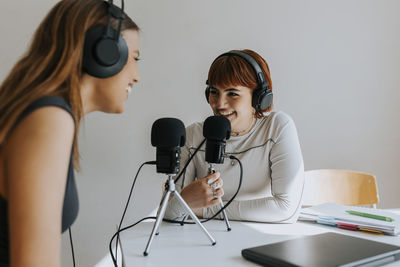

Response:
(173, 191), (216, 246)
(219, 198), (231, 231)
(143, 175), (216, 257)
(143, 190), (170, 256)
(155, 190), (168, 235)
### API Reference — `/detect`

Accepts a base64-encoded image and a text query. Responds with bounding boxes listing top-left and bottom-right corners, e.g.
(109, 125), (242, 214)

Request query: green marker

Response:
(346, 210), (394, 222)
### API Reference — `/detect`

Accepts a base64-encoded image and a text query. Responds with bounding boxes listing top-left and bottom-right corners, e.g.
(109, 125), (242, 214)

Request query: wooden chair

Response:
(302, 169), (379, 208)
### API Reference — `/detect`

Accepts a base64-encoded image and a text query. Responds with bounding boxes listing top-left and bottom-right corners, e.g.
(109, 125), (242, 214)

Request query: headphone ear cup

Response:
(205, 86), (211, 103)
(82, 26), (128, 78)
(252, 88), (273, 111)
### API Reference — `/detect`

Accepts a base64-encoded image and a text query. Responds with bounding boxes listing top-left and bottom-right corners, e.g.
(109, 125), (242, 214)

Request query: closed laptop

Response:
(242, 232), (400, 267)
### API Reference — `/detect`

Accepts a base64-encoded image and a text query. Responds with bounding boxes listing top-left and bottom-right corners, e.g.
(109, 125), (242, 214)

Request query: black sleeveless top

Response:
(0, 96), (79, 266)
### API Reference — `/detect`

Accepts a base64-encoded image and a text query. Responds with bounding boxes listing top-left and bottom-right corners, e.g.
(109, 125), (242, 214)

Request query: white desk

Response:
(119, 214), (400, 267)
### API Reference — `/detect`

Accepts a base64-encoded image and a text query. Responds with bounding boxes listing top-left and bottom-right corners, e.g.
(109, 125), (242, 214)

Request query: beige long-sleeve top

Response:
(165, 111), (304, 223)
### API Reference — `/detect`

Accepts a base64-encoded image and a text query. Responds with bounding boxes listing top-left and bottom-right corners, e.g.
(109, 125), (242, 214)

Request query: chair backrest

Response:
(302, 169), (379, 207)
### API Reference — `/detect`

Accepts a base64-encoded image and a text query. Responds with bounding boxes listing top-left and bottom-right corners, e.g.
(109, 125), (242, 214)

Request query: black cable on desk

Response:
(109, 216), (156, 266)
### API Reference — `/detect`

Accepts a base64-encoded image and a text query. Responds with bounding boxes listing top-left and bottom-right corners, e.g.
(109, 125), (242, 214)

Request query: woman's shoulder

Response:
(14, 96), (75, 133)
(6, 97), (75, 149)
(3, 97), (75, 170)
(21, 96), (74, 123)
(13, 105), (75, 141)
(260, 111), (296, 129)
(265, 111), (293, 124)
(255, 111), (298, 139)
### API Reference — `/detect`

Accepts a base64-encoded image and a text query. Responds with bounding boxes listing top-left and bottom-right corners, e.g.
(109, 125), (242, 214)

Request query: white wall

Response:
(1, 0), (399, 266)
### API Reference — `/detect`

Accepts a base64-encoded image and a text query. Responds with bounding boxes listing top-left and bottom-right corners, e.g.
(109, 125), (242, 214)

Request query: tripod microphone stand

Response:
(143, 174), (216, 256)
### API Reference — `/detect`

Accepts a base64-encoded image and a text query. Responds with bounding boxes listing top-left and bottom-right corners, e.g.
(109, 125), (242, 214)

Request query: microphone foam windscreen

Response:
(203, 116), (231, 140)
(151, 118), (186, 147)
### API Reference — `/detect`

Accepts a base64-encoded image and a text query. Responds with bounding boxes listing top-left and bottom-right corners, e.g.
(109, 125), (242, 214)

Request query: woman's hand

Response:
(180, 171), (224, 210)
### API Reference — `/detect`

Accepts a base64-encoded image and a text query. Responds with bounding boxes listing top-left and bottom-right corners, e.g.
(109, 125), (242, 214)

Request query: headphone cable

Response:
(69, 227), (76, 267)
(174, 139), (206, 185)
(109, 216), (156, 267)
(112, 160), (156, 265)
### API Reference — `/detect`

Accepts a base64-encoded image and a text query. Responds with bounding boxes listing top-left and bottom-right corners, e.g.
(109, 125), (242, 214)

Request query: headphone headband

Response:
(104, 0), (125, 39)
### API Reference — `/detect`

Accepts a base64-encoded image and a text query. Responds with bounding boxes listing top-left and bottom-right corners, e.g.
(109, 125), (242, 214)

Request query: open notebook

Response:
(299, 203), (400, 235)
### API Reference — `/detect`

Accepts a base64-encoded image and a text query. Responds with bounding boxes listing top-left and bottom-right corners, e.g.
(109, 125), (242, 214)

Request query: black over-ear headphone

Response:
(205, 50), (273, 111)
(82, 0), (128, 78)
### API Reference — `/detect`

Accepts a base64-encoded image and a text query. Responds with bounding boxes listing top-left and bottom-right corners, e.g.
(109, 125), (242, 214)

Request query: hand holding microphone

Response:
(181, 171), (224, 209)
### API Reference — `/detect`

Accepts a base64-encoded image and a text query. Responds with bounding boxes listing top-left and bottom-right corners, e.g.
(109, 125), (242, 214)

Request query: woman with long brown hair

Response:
(0, 0), (140, 266)
(165, 49), (304, 224)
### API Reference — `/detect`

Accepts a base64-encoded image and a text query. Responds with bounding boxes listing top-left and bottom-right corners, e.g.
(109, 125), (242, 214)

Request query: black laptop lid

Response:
(242, 232), (400, 267)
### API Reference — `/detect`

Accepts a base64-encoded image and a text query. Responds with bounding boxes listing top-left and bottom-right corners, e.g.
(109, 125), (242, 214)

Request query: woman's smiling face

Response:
(208, 85), (254, 134)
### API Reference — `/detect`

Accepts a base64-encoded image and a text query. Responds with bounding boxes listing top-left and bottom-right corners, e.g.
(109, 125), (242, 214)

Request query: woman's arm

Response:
(203, 116), (304, 223)
(5, 107), (74, 267)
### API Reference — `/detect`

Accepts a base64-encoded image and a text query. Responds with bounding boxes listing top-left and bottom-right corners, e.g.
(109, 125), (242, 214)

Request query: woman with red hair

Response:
(166, 49), (304, 223)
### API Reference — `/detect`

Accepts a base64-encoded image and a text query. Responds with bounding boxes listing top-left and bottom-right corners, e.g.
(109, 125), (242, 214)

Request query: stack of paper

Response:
(299, 203), (400, 235)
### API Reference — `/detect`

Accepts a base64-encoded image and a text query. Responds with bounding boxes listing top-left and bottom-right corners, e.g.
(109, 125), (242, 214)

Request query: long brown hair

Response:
(0, 0), (139, 169)
(207, 49), (273, 118)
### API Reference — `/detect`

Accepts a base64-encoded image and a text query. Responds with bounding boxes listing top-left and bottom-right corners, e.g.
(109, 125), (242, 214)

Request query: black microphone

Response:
(203, 116), (231, 164)
(151, 118), (186, 174)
